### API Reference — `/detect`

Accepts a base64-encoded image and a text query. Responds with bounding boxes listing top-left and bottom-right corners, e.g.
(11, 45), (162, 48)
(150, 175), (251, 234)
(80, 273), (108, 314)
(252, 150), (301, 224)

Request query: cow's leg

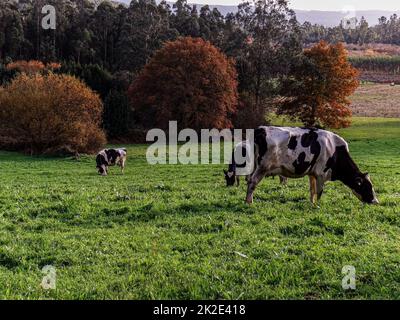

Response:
(316, 176), (325, 200)
(236, 176), (240, 187)
(279, 176), (288, 185)
(121, 159), (125, 174)
(309, 175), (318, 205)
(246, 168), (267, 204)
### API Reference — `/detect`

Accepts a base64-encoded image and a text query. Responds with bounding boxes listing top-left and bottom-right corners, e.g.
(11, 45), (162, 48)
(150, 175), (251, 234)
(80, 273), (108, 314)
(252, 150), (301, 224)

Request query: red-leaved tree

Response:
(278, 41), (360, 128)
(128, 37), (238, 131)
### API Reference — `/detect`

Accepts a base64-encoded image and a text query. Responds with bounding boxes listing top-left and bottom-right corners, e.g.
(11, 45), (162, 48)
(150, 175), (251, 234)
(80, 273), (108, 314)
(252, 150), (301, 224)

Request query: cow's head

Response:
(223, 169), (236, 186)
(350, 173), (379, 204)
(97, 165), (107, 176)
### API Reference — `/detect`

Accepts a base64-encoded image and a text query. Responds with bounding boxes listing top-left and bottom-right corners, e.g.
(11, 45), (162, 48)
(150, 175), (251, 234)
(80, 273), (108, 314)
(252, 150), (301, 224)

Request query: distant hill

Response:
(295, 10), (400, 27)
(115, 0), (400, 26)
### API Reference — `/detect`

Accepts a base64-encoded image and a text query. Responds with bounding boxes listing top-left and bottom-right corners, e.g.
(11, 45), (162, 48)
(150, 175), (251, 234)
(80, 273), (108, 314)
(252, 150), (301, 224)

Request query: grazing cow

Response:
(96, 148), (127, 176)
(224, 141), (288, 187)
(246, 126), (379, 205)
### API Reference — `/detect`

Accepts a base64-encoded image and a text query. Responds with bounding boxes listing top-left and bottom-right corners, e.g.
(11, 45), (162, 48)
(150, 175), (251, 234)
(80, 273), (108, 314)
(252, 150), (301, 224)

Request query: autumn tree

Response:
(0, 73), (106, 155)
(6, 60), (61, 75)
(128, 37), (238, 131)
(277, 41), (359, 128)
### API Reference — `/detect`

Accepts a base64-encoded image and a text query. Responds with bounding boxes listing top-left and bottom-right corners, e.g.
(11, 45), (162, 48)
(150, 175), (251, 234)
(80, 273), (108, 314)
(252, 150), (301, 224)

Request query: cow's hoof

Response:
(245, 197), (253, 205)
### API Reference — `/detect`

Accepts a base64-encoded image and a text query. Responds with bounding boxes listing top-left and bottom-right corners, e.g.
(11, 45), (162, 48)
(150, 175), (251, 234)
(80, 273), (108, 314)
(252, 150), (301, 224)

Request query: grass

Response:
(0, 117), (399, 300)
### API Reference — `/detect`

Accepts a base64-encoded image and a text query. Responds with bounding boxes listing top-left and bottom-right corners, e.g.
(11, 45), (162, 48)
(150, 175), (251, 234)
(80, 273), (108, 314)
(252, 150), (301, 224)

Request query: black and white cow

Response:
(246, 126), (379, 205)
(96, 148), (127, 176)
(224, 140), (288, 187)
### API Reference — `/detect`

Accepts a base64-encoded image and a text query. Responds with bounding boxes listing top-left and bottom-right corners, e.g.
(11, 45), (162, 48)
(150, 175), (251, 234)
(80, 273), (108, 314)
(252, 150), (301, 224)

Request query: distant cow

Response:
(246, 127), (379, 205)
(96, 148), (127, 176)
(224, 140), (288, 187)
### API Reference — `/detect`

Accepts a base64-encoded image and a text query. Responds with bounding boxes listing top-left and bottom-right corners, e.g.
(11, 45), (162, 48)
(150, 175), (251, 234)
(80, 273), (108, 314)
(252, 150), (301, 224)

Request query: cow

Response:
(245, 126), (379, 205)
(224, 140), (288, 187)
(96, 148), (127, 176)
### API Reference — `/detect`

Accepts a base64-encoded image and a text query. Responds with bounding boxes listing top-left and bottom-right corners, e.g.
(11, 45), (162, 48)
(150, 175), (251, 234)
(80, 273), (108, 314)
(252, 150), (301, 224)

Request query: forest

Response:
(3, 1), (400, 65)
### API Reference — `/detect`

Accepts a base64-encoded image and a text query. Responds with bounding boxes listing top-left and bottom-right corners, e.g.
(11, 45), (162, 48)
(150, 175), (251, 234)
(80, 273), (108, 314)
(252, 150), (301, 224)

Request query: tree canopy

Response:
(0, 73), (106, 155)
(278, 41), (359, 128)
(129, 37), (238, 131)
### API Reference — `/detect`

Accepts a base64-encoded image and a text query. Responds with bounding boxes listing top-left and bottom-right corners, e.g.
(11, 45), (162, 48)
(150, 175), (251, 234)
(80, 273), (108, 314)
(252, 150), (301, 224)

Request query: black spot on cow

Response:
(293, 152), (311, 175)
(300, 129), (321, 170)
(324, 145), (349, 180)
(288, 136), (297, 150)
(300, 130), (318, 149)
(105, 149), (121, 165)
(291, 129), (321, 175)
(324, 152), (337, 175)
(255, 128), (267, 165)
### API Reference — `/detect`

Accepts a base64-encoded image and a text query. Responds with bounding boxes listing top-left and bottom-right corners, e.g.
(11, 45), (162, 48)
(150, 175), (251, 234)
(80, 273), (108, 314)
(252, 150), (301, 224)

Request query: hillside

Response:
(296, 9), (400, 27)
(116, 0), (399, 26)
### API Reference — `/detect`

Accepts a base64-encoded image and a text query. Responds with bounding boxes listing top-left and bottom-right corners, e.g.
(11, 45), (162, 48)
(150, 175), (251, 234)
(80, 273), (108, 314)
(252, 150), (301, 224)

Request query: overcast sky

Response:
(189, 0), (400, 11)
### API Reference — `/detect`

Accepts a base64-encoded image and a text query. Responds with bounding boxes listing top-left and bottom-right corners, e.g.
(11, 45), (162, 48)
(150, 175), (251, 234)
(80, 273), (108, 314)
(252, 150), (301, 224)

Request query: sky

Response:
(189, 0), (400, 11)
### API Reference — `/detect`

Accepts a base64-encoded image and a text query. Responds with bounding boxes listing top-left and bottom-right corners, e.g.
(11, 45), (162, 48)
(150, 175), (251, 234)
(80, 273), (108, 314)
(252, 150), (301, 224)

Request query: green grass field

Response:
(0, 117), (399, 299)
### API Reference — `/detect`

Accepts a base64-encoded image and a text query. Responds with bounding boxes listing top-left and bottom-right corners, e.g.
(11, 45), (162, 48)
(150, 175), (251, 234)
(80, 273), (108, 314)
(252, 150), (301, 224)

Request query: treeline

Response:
(302, 15), (400, 45)
(0, 0), (305, 138)
(0, 0), (242, 72)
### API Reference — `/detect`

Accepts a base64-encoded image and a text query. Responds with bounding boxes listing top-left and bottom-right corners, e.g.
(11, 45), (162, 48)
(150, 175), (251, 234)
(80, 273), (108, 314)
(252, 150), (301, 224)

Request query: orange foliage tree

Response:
(128, 37), (238, 131)
(277, 41), (360, 128)
(6, 60), (61, 75)
(0, 73), (106, 155)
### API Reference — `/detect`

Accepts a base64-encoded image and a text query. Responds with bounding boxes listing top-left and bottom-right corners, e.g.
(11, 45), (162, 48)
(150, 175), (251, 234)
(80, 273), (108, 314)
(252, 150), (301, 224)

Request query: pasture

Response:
(351, 83), (400, 118)
(0, 117), (399, 299)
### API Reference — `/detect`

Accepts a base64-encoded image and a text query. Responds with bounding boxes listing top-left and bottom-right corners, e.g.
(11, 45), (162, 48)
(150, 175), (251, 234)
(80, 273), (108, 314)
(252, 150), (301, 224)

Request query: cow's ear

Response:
(364, 172), (370, 178)
(223, 169), (228, 175)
